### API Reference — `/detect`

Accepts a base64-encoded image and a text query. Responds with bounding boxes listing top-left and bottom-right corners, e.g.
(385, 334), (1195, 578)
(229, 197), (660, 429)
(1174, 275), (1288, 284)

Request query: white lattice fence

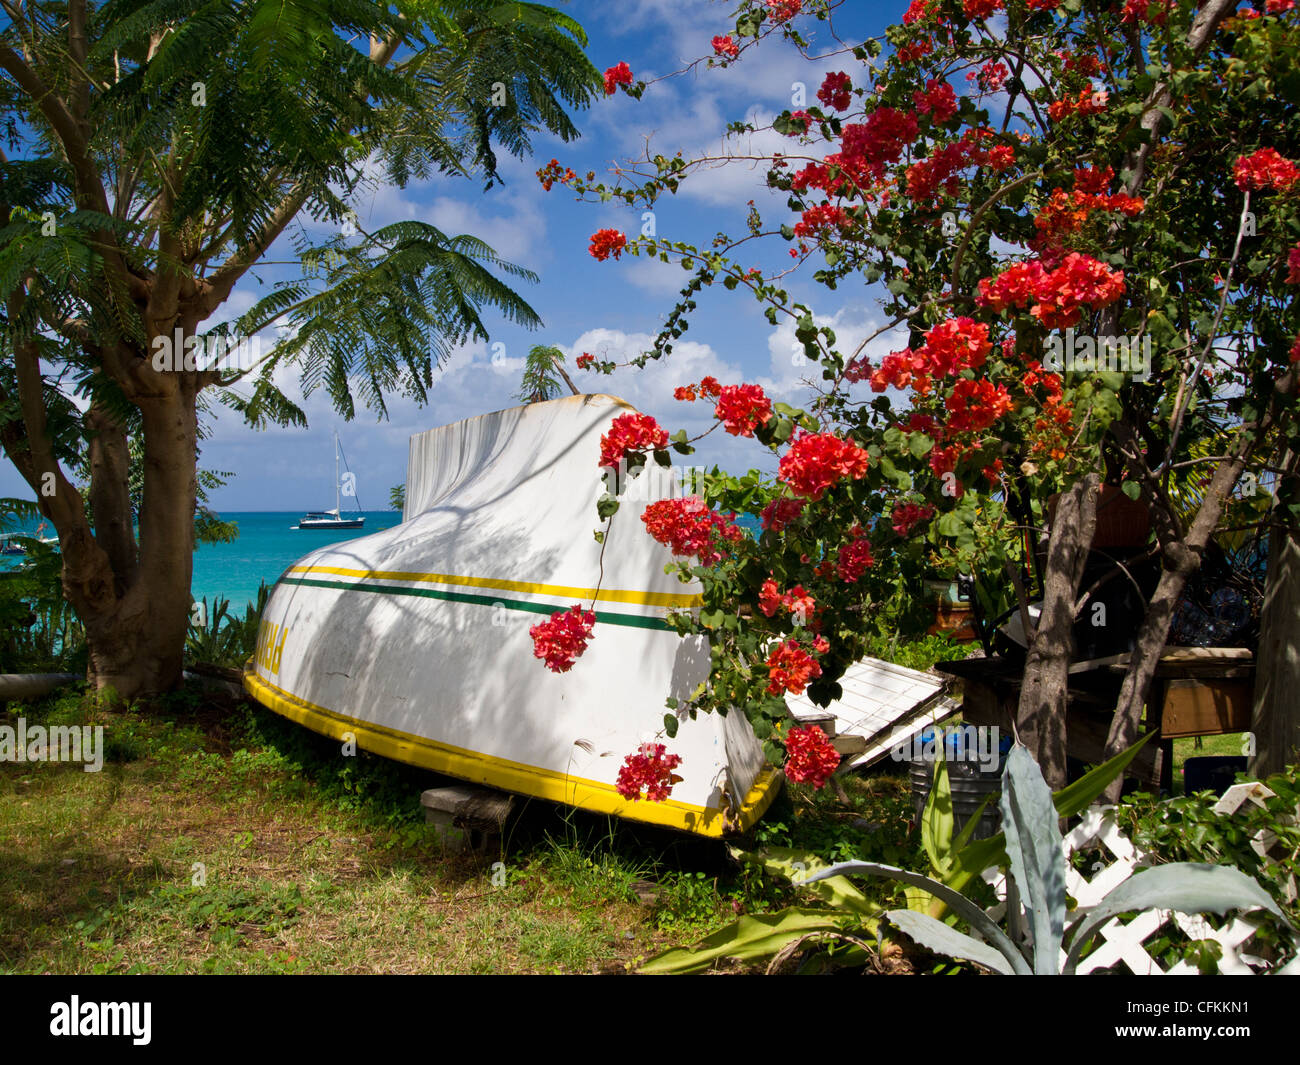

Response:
(981, 783), (1296, 975)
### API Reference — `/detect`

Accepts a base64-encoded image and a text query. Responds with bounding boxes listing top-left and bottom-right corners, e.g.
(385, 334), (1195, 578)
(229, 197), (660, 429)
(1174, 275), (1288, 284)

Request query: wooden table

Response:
(936, 648), (1254, 792)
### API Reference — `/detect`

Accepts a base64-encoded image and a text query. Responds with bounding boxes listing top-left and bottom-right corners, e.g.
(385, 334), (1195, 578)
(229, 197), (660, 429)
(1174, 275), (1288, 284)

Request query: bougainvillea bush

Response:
(538, 0), (1300, 801)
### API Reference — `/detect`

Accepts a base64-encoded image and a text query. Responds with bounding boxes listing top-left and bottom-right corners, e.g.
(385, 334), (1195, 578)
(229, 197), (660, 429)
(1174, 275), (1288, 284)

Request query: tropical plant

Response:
(1, 0), (601, 700)
(804, 746), (1294, 975)
(641, 735), (1155, 974)
(516, 343), (579, 403)
(389, 483), (406, 513)
(185, 582), (270, 669)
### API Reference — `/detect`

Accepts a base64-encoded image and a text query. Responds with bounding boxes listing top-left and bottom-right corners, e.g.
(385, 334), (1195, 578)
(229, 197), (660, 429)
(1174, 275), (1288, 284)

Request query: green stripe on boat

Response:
(279, 576), (676, 630)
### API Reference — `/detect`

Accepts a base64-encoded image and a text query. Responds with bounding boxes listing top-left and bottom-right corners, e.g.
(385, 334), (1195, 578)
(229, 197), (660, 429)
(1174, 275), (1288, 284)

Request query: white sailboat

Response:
(297, 430), (365, 530)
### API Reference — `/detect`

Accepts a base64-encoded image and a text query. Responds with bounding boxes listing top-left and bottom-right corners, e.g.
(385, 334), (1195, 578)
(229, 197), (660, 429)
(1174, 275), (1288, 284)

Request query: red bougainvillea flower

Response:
(783, 725), (840, 788)
(616, 742), (682, 802)
(945, 378), (1014, 434)
(1288, 244), (1300, 285)
(1290, 334), (1300, 363)
(979, 254), (1124, 329)
(711, 34), (739, 59)
(817, 71), (853, 111)
(1267, 0), (1295, 12)
(836, 537), (874, 582)
(766, 639), (823, 695)
(913, 78), (958, 124)
(891, 501), (935, 536)
(760, 496), (805, 532)
(673, 384), (698, 401)
(759, 578), (783, 618)
(962, 0), (1004, 18)
(793, 203), (850, 238)
(698, 375), (723, 398)
(641, 497), (743, 566)
(603, 62), (633, 95)
(902, 0), (934, 23)
(972, 59), (1008, 92)
(714, 383), (774, 437)
(1048, 88), (1107, 122)
(529, 605), (596, 673)
(778, 431), (871, 500)
(588, 228), (628, 261)
(1233, 148), (1300, 192)
(1121, 0), (1174, 24)
(576, 353), (595, 370)
(767, 0), (802, 23)
(599, 412), (667, 470)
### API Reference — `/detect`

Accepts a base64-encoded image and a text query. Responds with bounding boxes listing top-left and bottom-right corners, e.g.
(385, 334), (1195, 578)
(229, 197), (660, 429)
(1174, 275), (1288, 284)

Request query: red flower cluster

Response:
(616, 742), (682, 802)
(961, 0), (1003, 17)
(870, 317), (992, 394)
(603, 62), (633, 96)
(767, 0), (802, 23)
(913, 78), (958, 124)
(1288, 244), (1300, 285)
(903, 127), (1007, 201)
(1031, 167), (1144, 252)
(712, 35), (739, 59)
(1047, 88), (1107, 123)
(783, 725), (840, 788)
(588, 228), (628, 262)
(529, 605), (596, 673)
(641, 497), (743, 567)
(1121, 0), (1174, 24)
(971, 59), (1008, 92)
(836, 537), (874, 582)
(793, 203), (850, 238)
(945, 377), (1014, 434)
(759, 578), (818, 620)
(1233, 148), (1300, 192)
(766, 637), (827, 696)
(902, 0), (934, 23)
(760, 496), (805, 532)
(536, 158), (576, 191)
(599, 412), (667, 470)
(817, 71), (853, 112)
(1290, 334), (1300, 363)
(978, 253), (1125, 329)
(891, 501), (935, 536)
(715, 383), (774, 436)
(576, 353), (595, 370)
(777, 431), (871, 500)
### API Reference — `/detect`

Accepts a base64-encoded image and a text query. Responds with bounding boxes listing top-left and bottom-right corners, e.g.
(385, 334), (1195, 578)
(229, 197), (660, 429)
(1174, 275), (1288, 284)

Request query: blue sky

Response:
(3, 0), (912, 512)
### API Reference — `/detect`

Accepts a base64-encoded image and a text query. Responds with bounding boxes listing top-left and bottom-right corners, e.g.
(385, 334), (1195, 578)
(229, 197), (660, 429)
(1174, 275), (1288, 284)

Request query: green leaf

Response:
(883, 909), (1016, 975)
(1121, 480), (1142, 502)
(1000, 746), (1066, 974)
(921, 759), (955, 877)
(1063, 864), (1293, 975)
(663, 713), (679, 739)
(907, 432), (934, 459)
(638, 908), (856, 974)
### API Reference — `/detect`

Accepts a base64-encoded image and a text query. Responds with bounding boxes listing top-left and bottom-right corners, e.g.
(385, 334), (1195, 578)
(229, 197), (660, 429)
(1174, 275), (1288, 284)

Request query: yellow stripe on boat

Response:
(243, 671), (782, 837)
(284, 564), (702, 610)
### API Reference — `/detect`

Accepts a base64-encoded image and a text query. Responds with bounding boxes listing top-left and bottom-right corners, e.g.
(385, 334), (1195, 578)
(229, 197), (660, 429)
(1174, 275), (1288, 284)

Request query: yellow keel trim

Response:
(243, 671), (782, 838)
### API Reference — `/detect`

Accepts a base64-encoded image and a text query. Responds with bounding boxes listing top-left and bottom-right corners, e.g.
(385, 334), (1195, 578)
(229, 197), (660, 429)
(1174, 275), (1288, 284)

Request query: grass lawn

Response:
(0, 684), (919, 974)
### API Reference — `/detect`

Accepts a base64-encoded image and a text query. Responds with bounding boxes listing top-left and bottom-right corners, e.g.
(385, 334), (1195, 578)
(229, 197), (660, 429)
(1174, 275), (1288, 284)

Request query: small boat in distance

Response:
(297, 431), (366, 531)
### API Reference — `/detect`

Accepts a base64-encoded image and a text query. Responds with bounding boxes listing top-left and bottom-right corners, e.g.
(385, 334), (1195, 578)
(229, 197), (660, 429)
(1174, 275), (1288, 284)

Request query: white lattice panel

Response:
(980, 799), (1292, 975)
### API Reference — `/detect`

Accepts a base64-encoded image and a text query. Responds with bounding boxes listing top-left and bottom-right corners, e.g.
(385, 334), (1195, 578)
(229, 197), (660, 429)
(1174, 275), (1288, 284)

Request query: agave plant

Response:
(804, 746), (1294, 975)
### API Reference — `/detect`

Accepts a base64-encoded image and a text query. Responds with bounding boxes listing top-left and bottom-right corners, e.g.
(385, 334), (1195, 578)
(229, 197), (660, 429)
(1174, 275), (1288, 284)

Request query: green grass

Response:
(0, 683), (920, 974)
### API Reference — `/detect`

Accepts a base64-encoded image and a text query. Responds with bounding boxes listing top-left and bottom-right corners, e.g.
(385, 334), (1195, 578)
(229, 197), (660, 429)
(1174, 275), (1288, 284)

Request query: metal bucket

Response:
(910, 739), (1005, 842)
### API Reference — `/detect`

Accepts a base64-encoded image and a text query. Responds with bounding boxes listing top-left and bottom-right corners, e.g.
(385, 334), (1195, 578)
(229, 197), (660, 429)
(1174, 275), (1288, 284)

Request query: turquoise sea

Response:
(2, 511), (402, 612)
(191, 511), (403, 609)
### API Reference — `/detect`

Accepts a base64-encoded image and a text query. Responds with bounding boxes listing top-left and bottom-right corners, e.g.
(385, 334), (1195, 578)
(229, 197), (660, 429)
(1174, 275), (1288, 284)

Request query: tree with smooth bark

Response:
(0, 0), (600, 700)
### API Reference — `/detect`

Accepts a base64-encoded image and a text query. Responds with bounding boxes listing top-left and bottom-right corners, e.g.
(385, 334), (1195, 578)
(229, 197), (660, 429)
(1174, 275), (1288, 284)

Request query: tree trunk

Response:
(1251, 449), (1300, 777)
(1015, 472), (1100, 790)
(73, 389), (198, 700)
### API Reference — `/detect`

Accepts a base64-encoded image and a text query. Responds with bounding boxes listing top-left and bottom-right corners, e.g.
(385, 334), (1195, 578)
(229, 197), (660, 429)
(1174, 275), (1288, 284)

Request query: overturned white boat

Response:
(244, 395), (781, 836)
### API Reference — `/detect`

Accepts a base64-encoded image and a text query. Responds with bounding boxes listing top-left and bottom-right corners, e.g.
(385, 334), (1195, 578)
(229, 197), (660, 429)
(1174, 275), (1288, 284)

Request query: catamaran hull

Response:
(244, 395), (780, 837)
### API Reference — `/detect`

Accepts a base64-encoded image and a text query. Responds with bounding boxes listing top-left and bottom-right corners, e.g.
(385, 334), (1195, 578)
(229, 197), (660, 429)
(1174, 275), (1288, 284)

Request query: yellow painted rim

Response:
(243, 670), (782, 837)
(284, 565), (702, 610)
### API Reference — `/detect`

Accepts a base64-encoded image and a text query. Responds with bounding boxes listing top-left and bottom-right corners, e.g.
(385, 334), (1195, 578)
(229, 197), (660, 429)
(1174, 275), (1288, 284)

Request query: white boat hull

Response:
(245, 395), (780, 836)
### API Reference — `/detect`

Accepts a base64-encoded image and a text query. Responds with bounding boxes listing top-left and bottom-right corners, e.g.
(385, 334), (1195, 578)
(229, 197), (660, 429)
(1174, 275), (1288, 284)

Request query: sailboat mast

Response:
(334, 430), (341, 513)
